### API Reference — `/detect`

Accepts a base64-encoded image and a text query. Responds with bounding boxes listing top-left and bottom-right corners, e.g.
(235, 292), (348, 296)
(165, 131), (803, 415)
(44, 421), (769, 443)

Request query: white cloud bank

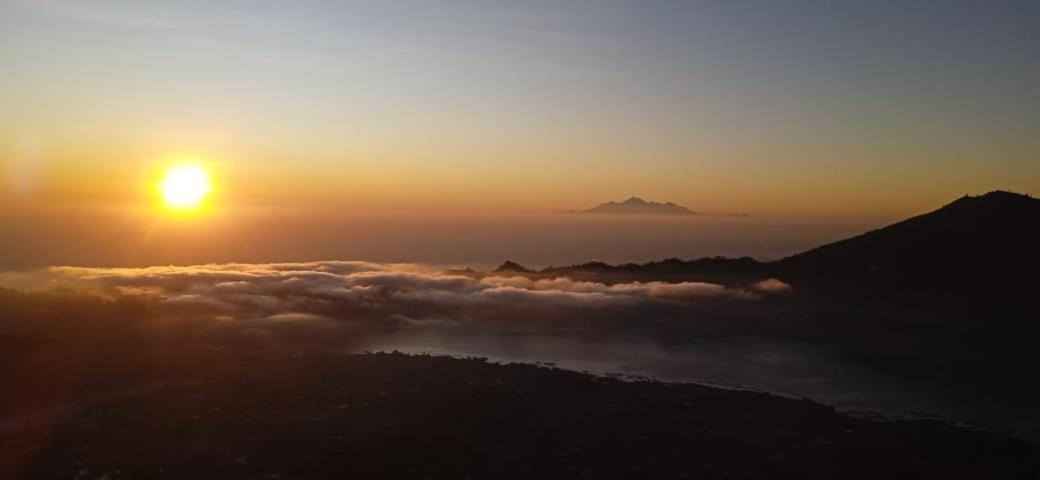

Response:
(38, 261), (763, 322)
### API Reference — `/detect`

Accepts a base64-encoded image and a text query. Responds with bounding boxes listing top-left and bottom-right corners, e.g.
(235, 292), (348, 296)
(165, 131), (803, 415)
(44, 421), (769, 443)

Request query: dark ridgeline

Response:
(773, 191), (1040, 304)
(510, 256), (767, 286)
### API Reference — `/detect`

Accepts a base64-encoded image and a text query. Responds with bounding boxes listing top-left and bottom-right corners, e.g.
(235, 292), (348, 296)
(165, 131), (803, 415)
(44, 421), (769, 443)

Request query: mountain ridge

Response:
(772, 190), (1039, 299)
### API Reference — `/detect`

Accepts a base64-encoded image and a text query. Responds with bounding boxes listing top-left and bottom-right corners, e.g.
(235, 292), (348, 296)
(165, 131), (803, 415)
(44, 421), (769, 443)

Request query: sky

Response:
(1, 0), (1038, 267)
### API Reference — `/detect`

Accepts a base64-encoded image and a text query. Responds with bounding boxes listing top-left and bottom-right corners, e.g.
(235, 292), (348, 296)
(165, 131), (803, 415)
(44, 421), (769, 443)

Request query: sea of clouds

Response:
(1, 261), (790, 346)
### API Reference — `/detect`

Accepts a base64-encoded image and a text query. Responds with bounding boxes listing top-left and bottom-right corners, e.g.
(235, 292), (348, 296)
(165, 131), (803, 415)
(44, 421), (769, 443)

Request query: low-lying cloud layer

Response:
(1, 261), (789, 347)
(47, 261), (763, 317)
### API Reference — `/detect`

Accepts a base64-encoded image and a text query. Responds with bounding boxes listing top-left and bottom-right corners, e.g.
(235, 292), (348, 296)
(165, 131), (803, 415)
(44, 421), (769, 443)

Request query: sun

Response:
(159, 164), (211, 210)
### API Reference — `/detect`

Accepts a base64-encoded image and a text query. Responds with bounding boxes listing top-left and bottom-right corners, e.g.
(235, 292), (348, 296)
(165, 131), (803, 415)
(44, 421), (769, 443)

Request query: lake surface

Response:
(363, 329), (1040, 441)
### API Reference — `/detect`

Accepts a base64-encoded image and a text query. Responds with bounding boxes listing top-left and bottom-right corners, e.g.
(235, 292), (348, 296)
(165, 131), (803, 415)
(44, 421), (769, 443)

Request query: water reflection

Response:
(364, 330), (1040, 440)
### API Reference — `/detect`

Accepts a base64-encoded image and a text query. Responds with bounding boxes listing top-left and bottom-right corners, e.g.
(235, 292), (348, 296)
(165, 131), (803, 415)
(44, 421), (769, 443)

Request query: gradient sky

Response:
(2, 0), (1038, 218)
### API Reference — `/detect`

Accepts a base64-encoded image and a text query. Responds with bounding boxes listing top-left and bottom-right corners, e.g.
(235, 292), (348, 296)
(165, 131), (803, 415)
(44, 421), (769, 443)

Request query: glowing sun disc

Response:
(159, 164), (211, 209)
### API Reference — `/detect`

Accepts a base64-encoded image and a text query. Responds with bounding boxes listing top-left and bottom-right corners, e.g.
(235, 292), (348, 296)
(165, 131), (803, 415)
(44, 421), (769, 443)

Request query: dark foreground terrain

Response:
(3, 351), (1037, 479)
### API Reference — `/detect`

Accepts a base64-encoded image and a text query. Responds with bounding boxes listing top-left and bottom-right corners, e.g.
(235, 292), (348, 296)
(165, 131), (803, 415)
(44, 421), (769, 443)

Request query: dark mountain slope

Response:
(772, 191), (1040, 302)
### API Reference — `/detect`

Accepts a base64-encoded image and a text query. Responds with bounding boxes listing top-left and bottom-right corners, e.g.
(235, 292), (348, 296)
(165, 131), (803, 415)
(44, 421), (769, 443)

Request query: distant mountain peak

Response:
(574, 197), (698, 215)
(494, 260), (532, 273)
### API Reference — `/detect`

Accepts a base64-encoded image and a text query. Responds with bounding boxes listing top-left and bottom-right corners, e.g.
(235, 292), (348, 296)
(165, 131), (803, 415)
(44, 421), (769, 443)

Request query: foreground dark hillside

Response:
(4, 350), (1037, 479)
